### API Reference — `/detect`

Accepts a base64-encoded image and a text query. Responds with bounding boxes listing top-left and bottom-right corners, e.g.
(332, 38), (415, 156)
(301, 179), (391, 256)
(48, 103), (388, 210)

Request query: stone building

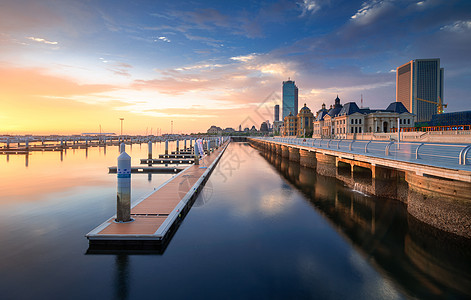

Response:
(297, 104), (314, 137)
(313, 98), (414, 139)
(283, 112), (298, 136)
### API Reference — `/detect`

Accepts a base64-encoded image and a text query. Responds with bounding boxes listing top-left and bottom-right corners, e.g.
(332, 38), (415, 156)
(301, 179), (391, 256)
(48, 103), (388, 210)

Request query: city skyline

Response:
(1, 0), (470, 134)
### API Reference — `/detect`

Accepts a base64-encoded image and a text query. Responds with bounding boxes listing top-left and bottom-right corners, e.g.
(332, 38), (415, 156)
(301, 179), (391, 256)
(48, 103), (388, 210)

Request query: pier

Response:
(86, 138), (228, 249)
(250, 137), (471, 239)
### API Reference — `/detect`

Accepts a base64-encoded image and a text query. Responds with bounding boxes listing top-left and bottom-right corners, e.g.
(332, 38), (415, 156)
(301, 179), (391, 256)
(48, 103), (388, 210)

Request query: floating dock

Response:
(86, 141), (228, 250)
(140, 158), (195, 165)
(108, 166), (184, 173)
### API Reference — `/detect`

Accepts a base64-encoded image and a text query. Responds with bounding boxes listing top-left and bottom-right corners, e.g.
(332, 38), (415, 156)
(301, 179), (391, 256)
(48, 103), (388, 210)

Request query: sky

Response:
(0, 0), (470, 135)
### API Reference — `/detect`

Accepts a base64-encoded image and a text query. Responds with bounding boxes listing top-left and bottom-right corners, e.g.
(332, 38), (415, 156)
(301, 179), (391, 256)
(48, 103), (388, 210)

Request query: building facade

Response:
(313, 98), (414, 139)
(282, 79), (298, 121)
(297, 104), (314, 137)
(283, 112), (298, 136)
(274, 104), (280, 122)
(396, 58), (444, 122)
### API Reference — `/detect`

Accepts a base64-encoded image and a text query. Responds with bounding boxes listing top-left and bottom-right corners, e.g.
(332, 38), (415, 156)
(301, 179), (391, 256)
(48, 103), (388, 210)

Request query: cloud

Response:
(230, 54), (257, 62)
(299, 0), (322, 16)
(350, 0), (394, 25)
(440, 20), (471, 32)
(156, 36), (171, 43)
(26, 36), (58, 45)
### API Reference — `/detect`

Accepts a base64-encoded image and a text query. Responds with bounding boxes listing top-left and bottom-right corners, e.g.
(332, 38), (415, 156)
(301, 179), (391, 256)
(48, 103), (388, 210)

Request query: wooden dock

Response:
(108, 166), (184, 173)
(86, 141), (229, 249)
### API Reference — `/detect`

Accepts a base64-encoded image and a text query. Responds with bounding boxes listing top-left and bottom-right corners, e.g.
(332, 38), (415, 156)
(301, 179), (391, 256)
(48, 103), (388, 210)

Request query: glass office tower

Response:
(396, 58), (444, 122)
(282, 79), (298, 121)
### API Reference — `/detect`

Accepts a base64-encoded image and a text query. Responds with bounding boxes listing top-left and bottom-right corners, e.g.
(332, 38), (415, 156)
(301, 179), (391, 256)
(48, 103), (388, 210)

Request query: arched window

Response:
(359, 119), (362, 124)
(351, 119), (354, 124)
(355, 127), (358, 133)
(355, 119), (358, 124)
(351, 127), (354, 133)
(359, 127), (362, 133)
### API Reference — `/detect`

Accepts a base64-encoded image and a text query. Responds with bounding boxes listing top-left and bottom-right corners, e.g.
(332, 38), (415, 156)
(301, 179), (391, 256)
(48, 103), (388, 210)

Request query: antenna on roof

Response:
(361, 94), (363, 108)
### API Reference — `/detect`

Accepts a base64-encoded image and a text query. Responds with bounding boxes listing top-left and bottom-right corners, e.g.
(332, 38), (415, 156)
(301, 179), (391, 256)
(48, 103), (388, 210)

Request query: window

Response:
(359, 127), (362, 133)
(359, 119), (362, 124)
(355, 127), (358, 133)
(351, 119), (354, 124)
(400, 119), (402, 124)
(355, 119), (358, 124)
(351, 127), (354, 133)
(408, 119), (410, 124)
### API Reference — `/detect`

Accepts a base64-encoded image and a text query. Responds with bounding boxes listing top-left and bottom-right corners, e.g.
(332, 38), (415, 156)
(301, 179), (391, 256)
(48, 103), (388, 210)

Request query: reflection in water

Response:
(114, 255), (129, 300)
(260, 149), (471, 299)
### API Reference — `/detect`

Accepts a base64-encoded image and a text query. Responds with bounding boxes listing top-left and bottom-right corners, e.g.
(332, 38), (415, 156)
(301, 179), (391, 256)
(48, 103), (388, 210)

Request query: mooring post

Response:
(165, 140), (169, 155)
(194, 141), (200, 165)
(25, 139), (29, 150)
(116, 151), (131, 222)
(184, 139), (187, 150)
(120, 142), (125, 153)
(148, 141), (152, 166)
(176, 139), (180, 152)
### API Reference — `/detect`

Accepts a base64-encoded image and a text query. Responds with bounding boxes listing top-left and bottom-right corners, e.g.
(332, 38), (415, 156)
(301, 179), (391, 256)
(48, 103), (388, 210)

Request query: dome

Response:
(299, 103), (312, 114)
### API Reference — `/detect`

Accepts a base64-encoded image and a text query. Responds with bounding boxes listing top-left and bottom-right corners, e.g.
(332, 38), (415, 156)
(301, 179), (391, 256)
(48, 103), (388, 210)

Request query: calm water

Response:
(0, 142), (470, 299)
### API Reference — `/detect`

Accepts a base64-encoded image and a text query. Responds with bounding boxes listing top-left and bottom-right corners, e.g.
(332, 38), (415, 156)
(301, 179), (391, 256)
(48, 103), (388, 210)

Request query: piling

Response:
(176, 140), (180, 152)
(116, 151), (132, 222)
(165, 140), (169, 155)
(120, 143), (125, 153)
(194, 141), (200, 165)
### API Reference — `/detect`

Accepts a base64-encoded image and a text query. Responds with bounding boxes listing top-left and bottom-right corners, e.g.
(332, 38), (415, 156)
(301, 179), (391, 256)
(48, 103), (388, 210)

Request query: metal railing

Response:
(255, 137), (471, 168)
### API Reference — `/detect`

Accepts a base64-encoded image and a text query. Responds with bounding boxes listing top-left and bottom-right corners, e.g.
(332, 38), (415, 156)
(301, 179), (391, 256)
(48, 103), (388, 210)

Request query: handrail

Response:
(365, 141), (371, 153)
(252, 137), (471, 169)
(459, 145), (471, 165)
(415, 143), (424, 159)
(385, 142), (394, 156)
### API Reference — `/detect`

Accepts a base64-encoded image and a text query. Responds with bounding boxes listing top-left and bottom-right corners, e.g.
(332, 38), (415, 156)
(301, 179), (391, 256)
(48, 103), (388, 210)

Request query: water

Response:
(0, 142), (469, 299)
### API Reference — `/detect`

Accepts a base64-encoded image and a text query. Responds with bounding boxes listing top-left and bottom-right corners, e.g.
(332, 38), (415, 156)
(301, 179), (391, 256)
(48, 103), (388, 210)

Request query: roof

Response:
(316, 110), (328, 121)
(386, 102), (410, 114)
(339, 102), (360, 115)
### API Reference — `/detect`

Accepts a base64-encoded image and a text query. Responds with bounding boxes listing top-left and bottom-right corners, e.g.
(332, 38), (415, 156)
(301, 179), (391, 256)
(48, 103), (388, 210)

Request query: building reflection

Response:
(260, 150), (471, 299)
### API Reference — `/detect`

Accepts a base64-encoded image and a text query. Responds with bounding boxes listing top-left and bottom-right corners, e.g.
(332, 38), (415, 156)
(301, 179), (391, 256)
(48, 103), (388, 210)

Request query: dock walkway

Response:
(86, 141), (228, 247)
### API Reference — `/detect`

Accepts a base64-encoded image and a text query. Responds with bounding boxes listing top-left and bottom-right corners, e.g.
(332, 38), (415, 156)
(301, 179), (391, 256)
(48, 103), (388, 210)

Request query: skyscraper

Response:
(282, 79), (298, 120)
(396, 58), (444, 122)
(274, 104), (280, 122)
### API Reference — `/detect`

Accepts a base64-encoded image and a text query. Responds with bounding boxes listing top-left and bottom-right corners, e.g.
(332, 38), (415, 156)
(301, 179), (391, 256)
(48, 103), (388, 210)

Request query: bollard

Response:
(116, 151), (131, 222)
(165, 140), (168, 155)
(120, 142), (125, 153)
(148, 141), (152, 166)
(194, 142), (199, 165)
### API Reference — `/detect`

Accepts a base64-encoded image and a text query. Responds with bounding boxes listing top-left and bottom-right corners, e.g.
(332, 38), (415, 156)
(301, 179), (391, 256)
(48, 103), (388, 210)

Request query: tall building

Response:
(282, 79), (298, 120)
(396, 58), (444, 122)
(274, 104), (280, 122)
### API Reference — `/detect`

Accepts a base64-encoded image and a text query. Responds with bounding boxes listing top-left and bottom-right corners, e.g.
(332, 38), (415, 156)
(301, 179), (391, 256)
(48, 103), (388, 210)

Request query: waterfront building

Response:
(282, 79), (298, 120)
(260, 122), (269, 132)
(313, 103), (328, 136)
(396, 58), (444, 122)
(274, 104), (280, 122)
(273, 121), (284, 135)
(283, 112), (298, 136)
(297, 104), (314, 137)
(207, 125), (222, 135)
(313, 98), (414, 139)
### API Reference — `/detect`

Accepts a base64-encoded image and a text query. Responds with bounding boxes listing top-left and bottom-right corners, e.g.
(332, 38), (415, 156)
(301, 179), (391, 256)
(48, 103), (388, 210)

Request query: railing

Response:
(255, 137), (471, 167)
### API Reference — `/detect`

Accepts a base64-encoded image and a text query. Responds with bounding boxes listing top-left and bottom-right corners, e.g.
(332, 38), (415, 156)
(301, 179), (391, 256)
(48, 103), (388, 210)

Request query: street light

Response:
(119, 118), (124, 136)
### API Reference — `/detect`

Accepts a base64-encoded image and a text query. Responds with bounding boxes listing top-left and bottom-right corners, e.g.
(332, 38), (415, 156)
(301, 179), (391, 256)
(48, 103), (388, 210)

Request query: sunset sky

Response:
(1, 0), (470, 135)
